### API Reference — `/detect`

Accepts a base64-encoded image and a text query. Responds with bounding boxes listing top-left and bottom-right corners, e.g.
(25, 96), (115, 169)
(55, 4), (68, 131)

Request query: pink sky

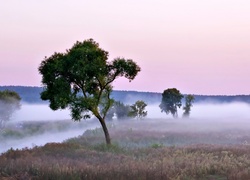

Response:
(1, 0), (250, 95)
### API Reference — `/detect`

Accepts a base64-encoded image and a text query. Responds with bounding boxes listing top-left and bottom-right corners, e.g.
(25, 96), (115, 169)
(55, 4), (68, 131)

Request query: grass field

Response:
(1, 118), (250, 179)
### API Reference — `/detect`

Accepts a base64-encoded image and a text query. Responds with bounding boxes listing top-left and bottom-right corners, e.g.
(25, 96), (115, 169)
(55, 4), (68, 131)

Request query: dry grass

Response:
(1, 118), (250, 179)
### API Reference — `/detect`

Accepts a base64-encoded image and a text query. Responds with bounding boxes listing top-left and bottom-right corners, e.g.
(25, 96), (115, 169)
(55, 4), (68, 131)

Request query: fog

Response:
(0, 126), (97, 154)
(191, 102), (250, 119)
(13, 102), (250, 122)
(13, 104), (71, 121)
(1, 104), (99, 154)
(147, 102), (250, 120)
(1, 102), (250, 154)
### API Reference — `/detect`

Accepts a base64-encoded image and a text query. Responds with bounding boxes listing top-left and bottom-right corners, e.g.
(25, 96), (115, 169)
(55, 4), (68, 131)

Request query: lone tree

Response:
(38, 39), (140, 145)
(0, 90), (21, 129)
(183, 95), (195, 118)
(159, 88), (183, 118)
(128, 100), (147, 119)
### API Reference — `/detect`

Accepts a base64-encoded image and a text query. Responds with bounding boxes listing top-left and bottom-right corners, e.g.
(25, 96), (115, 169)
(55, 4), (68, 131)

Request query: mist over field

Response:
(13, 104), (71, 121)
(1, 102), (250, 154)
(14, 102), (250, 122)
(1, 118), (100, 154)
(1, 127), (89, 154)
(147, 102), (250, 120)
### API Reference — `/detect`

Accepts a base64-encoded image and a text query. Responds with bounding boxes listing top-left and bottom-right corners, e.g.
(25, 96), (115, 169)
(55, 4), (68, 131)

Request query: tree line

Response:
(1, 86), (250, 105)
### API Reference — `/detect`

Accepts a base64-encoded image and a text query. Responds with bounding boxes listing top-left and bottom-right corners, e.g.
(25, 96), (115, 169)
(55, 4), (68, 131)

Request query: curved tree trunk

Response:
(99, 118), (111, 145)
(96, 115), (111, 145)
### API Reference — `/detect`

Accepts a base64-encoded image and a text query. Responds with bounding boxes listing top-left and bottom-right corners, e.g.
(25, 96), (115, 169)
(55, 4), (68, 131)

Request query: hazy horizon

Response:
(1, 85), (250, 96)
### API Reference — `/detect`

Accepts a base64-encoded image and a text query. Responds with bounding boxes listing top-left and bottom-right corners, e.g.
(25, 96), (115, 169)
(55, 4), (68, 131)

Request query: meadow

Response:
(1, 117), (250, 180)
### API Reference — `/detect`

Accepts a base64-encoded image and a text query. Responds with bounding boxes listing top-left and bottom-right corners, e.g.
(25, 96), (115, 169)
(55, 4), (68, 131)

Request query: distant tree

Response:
(114, 101), (131, 120)
(128, 100), (147, 119)
(0, 90), (21, 129)
(38, 39), (140, 145)
(106, 101), (131, 120)
(183, 95), (195, 118)
(159, 88), (183, 118)
(105, 105), (116, 120)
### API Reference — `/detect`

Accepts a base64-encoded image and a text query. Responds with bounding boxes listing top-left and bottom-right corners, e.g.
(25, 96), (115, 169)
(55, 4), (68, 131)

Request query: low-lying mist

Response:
(1, 102), (250, 154)
(13, 104), (71, 121)
(0, 104), (100, 154)
(144, 102), (250, 132)
(147, 102), (250, 120)
(13, 102), (250, 122)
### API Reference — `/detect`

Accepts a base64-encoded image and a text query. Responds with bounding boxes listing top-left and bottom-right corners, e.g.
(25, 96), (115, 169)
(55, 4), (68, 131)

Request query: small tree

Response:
(183, 95), (195, 118)
(0, 90), (21, 129)
(105, 104), (116, 120)
(114, 101), (131, 120)
(38, 39), (140, 145)
(128, 100), (147, 119)
(106, 101), (130, 120)
(159, 88), (183, 118)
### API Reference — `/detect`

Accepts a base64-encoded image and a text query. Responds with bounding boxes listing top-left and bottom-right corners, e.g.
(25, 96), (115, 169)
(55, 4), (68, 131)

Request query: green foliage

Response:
(159, 88), (183, 118)
(106, 101), (131, 120)
(151, 143), (164, 149)
(183, 95), (195, 118)
(0, 90), (21, 129)
(128, 100), (147, 119)
(38, 39), (140, 144)
(115, 101), (131, 120)
(1, 129), (24, 138)
(38, 39), (140, 120)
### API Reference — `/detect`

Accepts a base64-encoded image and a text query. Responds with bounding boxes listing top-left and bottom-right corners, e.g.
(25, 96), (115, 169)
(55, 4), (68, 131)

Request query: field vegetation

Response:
(1, 118), (250, 179)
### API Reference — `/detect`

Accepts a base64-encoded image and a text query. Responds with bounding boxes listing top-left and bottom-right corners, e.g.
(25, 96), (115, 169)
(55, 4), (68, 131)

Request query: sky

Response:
(1, 0), (250, 95)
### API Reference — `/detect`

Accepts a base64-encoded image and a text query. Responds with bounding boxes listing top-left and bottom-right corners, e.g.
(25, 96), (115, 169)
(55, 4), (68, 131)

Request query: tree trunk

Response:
(97, 116), (111, 145)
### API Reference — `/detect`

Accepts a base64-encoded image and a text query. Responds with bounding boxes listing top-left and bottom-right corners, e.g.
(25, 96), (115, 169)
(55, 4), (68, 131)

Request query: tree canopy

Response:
(38, 39), (141, 144)
(159, 88), (183, 118)
(128, 100), (147, 119)
(183, 95), (195, 118)
(0, 90), (21, 129)
(106, 101), (131, 120)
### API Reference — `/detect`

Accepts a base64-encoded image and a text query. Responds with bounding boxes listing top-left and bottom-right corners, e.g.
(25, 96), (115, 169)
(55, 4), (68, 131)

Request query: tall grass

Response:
(1, 119), (250, 179)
